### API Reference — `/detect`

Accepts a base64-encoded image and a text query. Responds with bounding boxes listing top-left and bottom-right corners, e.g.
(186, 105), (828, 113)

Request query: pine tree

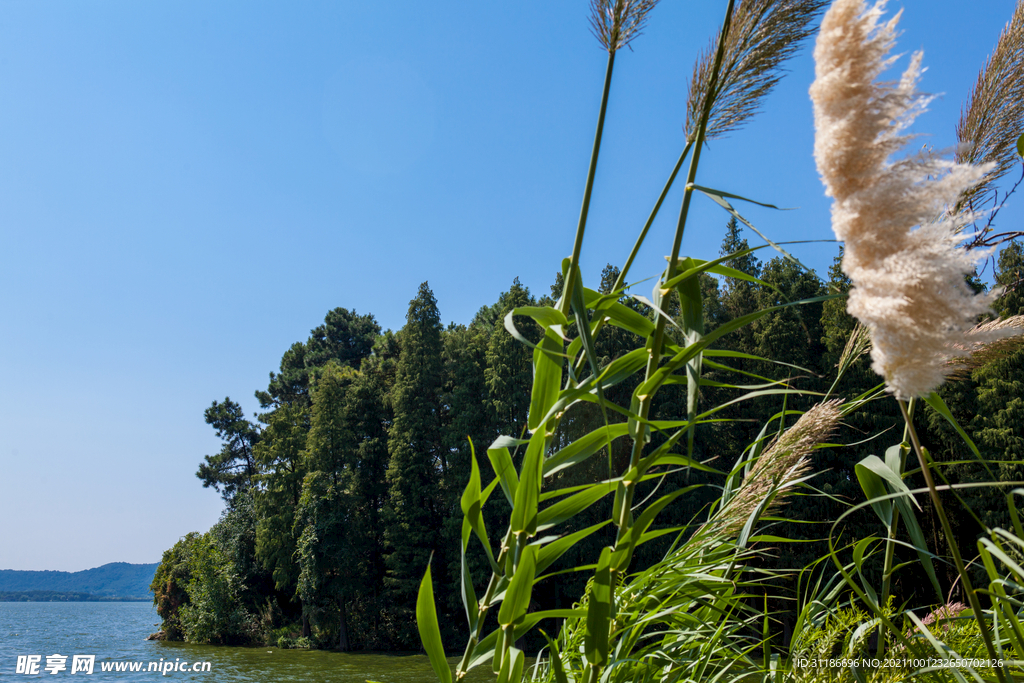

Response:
(485, 278), (535, 438)
(970, 242), (1024, 525)
(439, 322), (493, 621)
(257, 308), (379, 408)
(719, 217), (762, 354)
(295, 362), (360, 648)
(820, 248), (854, 362)
(253, 402), (309, 602)
(383, 282), (446, 646)
(343, 333), (398, 648)
(196, 398), (261, 504)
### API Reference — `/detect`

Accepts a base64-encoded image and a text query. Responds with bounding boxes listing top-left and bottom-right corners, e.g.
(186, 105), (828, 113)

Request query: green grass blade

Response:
(529, 327), (565, 432)
(511, 431), (546, 536)
(487, 441), (519, 507)
(416, 560), (452, 683)
(497, 545), (538, 628)
(585, 547), (613, 669)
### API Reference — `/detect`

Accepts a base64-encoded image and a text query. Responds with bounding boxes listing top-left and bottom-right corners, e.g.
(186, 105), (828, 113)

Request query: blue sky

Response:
(1, 1), (1020, 571)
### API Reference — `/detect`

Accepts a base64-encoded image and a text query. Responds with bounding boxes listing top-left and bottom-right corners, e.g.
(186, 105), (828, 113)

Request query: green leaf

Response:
(461, 521), (480, 632)
(533, 348), (648, 429)
(497, 545), (538, 627)
(539, 630), (569, 683)
(461, 440), (498, 573)
(511, 431), (546, 536)
(536, 481), (616, 531)
(634, 304), (777, 399)
(584, 547), (613, 668)
(529, 327), (564, 432)
(583, 288), (656, 338)
(924, 392), (996, 480)
(513, 306), (569, 331)
(496, 647), (524, 683)
(1017, 132), (1024, 158)
(855, 454), (941, 600)
(855, 455), (895, 526)
(544, 424), (629, 476)
(611, 486), (695, 570)
(416, 560), (452, 683)
(534, 520), (611, 574)
(487, 442), (519, 507)
(673, 256), (704, 465)
(693, 185), (814, 275)
(660, 245), (771, 291)
(688, 183), (787, 210)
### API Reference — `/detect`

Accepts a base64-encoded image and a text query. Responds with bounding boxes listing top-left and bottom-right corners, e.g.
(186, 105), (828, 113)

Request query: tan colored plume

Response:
(810, 0), (1022, 400)
(589, 0), (660, 54)
(703, 400), (842, 539)
(956, 0), (1024, 214)
(685, 0), (826, 142)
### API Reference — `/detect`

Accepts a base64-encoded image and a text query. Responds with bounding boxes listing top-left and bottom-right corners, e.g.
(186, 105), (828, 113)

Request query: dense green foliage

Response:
(152, 241), (1024, 655)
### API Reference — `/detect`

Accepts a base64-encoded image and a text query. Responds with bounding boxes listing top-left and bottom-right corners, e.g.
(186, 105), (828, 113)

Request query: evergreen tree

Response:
(295, 471), (357, 649)
(439, 322), (493, 621)
(196, 398), (261, 504)
(701, 220), (765, 458)
(383, 282), (446, 646)
(258, 342), (311, 408)
(753, 256), (826, 377)
(343, 332), (398, 647)
(294, 362), (360, 648)
(719, 217), (762, 354)
(257, 308), (379, 408)
(485, 278), (535, 438)
(253, 403), (309, 609)
(970, 242), (1024, 527)
(305, 308), (380, 370)
(820, 248), (854, 363)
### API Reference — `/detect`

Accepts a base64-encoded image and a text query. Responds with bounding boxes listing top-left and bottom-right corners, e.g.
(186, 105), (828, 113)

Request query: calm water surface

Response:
(0, 602), (495, 682)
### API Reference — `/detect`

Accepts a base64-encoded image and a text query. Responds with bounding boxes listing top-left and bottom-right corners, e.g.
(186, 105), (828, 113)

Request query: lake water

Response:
(0, 602), (494, 682)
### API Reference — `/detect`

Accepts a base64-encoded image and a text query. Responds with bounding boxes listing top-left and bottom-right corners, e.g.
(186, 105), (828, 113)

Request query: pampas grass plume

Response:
(810, 0), (1021, 400)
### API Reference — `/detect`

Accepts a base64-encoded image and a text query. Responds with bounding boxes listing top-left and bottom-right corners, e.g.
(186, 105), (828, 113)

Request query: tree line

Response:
(150, 225), (1024, 651)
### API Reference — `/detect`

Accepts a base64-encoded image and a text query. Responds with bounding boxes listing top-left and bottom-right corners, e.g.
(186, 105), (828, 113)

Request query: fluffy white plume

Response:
(810, 0), (1017, 399)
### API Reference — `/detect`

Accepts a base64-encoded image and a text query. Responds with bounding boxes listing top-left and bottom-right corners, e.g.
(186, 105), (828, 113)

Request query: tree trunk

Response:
(338, 599), (350, 651)
(302, 612), (311, 638)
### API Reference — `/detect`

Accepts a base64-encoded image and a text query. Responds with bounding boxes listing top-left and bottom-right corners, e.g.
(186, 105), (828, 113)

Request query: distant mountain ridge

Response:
(0, 562), (158, 599)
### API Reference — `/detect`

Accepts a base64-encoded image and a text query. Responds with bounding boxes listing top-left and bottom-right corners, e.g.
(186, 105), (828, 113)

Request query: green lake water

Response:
(0, 602), (496, 682)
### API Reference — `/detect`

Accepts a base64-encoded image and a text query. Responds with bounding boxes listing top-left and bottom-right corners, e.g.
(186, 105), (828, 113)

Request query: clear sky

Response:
(1, 1), (1020, 571)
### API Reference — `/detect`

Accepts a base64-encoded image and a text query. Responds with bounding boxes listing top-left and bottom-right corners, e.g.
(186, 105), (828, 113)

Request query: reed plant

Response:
(413, 2), (1024, 682)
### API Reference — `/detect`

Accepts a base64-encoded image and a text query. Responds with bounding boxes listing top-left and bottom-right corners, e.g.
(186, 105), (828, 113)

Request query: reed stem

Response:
(615, 0), (736, 548)
(560, 50), (617, 317)
(898, 399), (1008, 683)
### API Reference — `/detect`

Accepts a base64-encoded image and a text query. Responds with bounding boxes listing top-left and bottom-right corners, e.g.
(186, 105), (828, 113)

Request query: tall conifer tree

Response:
(383, 282), (446, 645)
(485, 278), (535, 438)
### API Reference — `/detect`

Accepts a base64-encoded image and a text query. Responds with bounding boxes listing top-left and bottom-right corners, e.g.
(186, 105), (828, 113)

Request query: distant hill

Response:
(0, 591), (149, 602)
(0, 563), (158, 599)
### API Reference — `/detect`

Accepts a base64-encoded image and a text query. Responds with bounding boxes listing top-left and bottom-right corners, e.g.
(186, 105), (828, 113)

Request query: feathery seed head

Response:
(810, 0), (1022, 400)
(956, 1), (1024, 213)
(708, 400), (842, 538)
(589, 0), (660, 54)
(947, 315), (1024, 377)
(685, 0), (827, 143)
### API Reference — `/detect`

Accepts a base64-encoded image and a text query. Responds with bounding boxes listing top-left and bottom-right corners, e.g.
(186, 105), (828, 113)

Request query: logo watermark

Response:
(15, 655), (212, 676)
